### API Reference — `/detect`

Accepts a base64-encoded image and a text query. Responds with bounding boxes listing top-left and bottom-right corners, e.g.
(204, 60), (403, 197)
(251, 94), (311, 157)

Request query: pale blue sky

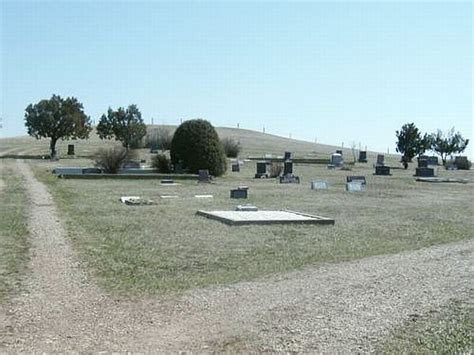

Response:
(1, 1), (472, 156)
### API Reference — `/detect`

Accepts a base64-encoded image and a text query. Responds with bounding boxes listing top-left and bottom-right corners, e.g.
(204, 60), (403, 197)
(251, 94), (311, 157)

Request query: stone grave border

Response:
(196, 209), (335, 226)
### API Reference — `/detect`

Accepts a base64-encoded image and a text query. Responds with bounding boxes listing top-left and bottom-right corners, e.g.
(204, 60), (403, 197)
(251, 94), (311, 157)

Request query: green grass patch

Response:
(0, 161), (29, 302)
(31, 158), (474, 297)
(380, 299), (473, 353)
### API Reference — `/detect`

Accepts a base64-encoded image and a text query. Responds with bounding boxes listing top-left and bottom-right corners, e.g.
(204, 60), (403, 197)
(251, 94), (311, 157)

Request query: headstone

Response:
(255, 161), (268, 178)
(230, 188), (248, 199)
(280, 175), (300, 184)
(346, 182), (365, 192)
(346, 176), (366, 185)
(336, 149), (343, 155)
(311, 180), (328, 190)
(67, 144), (75, 156)
(358, 151), (367, 163)
(331, 153), (344, 167)
(231, 163), (240, 172)
(417, 158), (428, 168)
(283, 161), (293, 175)
(161, 179), (174, 184)
(198, 169), (211, 183)
(376, 154), (385, 166)
(284, 151), (293, 161)
(327, 164), (336, 170)
(427, 156), (438, 166)
(414, 167), (435, 177)
(375, 166), (391, 176)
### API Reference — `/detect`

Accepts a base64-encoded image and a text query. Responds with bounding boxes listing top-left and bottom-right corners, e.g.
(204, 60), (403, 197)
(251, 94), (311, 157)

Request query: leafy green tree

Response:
(97, 105), (147, 149)
(24, 95), (92, 158)
(395, 123), (430, 168)
(429, 128), (469, 166)
(170, 119), (227, 176)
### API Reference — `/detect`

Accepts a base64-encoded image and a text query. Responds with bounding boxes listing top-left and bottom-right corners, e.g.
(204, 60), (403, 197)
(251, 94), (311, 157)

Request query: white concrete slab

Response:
(196, 210), (335, 226)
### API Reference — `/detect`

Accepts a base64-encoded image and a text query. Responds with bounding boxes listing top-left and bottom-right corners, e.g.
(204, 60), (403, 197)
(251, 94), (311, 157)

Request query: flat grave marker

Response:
(197, 210), (335, 226)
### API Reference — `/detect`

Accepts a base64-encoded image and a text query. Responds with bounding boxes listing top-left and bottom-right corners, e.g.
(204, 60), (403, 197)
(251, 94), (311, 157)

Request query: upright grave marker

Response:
(376, 154), (385, 166)
(255, 161), (268, 178)
(198, 169), (211, 183)
(358, 151), (367, 163)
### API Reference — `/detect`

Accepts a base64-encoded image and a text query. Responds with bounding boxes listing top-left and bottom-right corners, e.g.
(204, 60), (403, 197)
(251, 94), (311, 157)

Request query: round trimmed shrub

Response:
(170, 119), (227, 176)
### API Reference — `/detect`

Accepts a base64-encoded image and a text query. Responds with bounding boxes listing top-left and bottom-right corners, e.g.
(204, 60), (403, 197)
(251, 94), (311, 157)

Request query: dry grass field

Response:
(0, 127), (472, 351)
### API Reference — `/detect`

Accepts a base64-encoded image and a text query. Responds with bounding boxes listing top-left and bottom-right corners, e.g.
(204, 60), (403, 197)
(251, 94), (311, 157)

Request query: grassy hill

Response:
(0, 125), (399, 164)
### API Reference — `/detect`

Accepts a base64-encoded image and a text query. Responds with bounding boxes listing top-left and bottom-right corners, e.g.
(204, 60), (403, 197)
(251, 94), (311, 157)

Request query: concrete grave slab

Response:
(160, 195), (179, 199)
(195, 194), (213, 198)
(196, 210), (335, 226)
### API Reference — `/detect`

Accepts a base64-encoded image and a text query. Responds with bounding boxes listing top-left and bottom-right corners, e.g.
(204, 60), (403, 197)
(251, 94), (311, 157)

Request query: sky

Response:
(1, 1), (472, 156)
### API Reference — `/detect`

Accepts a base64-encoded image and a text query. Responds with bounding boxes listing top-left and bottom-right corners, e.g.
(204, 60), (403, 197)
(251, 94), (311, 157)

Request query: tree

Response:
(170, 119), (227, 176)
(24, 95), (92, 159)
(97, 104), (147, 149)
(429, 128), (469, 166)
(395, 123), (430, 168)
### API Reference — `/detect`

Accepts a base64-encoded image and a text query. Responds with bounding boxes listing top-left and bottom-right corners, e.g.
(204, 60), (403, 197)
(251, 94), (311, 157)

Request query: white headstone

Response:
(311, 180), (328, 190)
(346, 182), (365, 192)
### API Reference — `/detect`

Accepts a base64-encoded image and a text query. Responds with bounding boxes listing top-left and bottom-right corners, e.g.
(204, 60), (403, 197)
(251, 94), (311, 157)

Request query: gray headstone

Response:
(255, 161), (268, 178)
(231, 163), (240, 172)
(346, 182), (365, 192)
(230, 189), (248, 199)
(427, 156), (439, 166)
(346, 176), (366, 185)
(415, 167), (435, 177)
(375, 166), (391, 176)
(331, 153), (344, 167)
(311, 180), (328, 190)
(417, 158), (428, 168)
(67, 144), (75, 156)
(358, 151), (367, 163)
(198, 169), (211, 183)
(376, 154), (385, 166)
(283, 161), (293, 175)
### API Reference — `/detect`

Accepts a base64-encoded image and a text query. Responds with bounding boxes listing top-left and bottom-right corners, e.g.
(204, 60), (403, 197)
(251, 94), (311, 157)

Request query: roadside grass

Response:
(379, 299), (473, 353)
(0, 161), (29, 302)
(31, 158), (474, 297)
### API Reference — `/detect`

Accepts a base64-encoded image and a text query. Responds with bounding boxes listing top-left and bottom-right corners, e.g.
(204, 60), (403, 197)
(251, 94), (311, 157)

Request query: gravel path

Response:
(0, 160), (472, 352)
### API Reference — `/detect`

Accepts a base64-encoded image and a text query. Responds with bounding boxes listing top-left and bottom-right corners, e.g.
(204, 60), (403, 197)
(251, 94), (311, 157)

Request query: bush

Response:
(453, 156), (471, 170)
(170, 119), (227, 176)
(146, 127), (173, 151)
(269, 162), (283, 178)
(94, 146), (135, 174)
(221, 137), (241, 158)
(152, 154), (171, 173)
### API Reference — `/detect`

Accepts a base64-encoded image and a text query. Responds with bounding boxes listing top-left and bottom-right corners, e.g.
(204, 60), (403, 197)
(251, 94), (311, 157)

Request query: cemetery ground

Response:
(0, 129), (473, 352)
